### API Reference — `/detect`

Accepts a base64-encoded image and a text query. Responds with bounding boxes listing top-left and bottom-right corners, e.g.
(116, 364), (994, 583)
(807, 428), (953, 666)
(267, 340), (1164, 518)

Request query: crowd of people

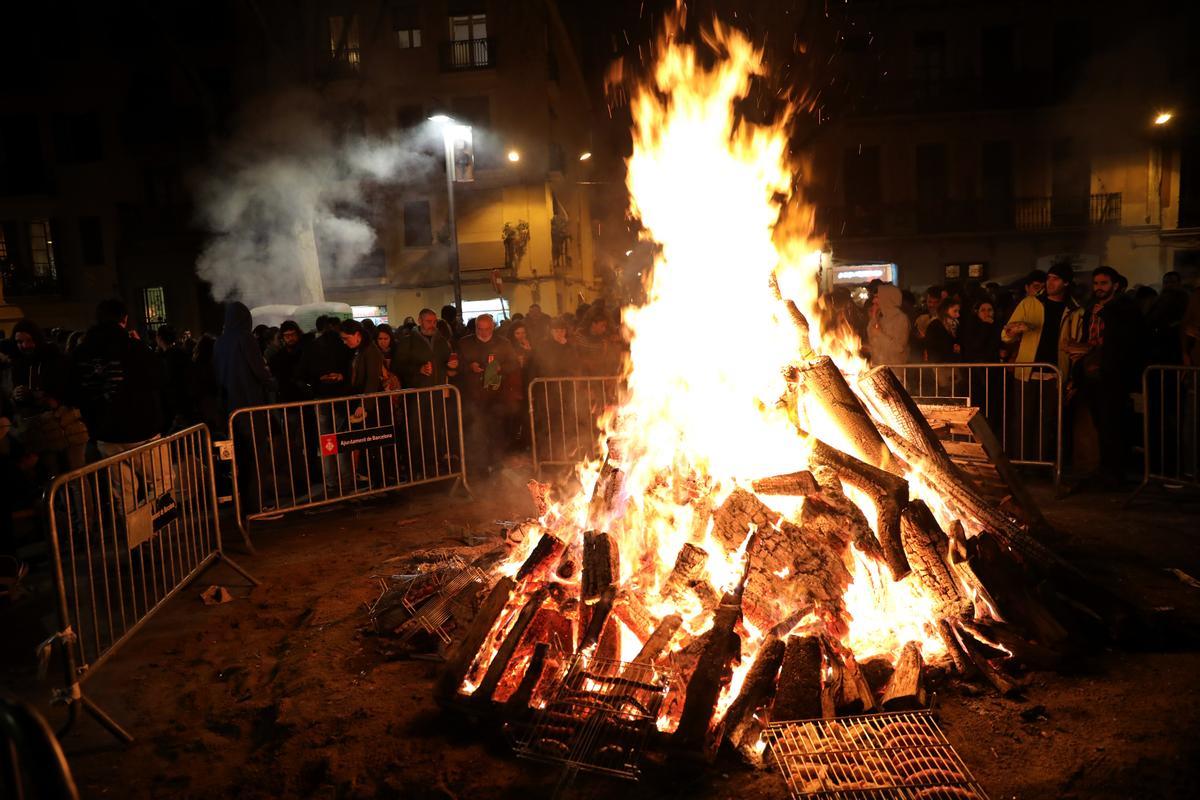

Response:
(2, 267), (1197, 579)
(843, 264), (1200, 488)
(0, 298), (626, 574)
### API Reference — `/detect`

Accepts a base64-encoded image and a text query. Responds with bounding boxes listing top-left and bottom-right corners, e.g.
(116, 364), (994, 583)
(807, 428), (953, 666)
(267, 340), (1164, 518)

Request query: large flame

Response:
(458, 10), (952, 730)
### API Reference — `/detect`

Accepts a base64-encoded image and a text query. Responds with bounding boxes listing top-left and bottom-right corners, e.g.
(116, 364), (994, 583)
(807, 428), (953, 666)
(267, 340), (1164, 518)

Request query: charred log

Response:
(474, 588), (548, 702)
(880, 641), (926, 711)
(515, 533), (566, 583)
(807, 436), (909, 580)
(900, 500), (970, 618)
(796, 356), (896, 472)
(772, 635), (823, 722)
(435, 576), (515, 703)
(672, 591), (744, 755)
(631, 613), (682, 668)
(751, 470), (819, 497)
(503, 642), (550, 716)
(723, 636), (786, 750)
(582, 531), (619, 604)
(578, 587), (616, 650)
(858, 366), (957, 471)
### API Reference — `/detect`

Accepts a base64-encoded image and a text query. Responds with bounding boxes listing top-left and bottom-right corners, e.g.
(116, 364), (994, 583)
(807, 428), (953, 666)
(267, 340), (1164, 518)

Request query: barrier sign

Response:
(319, 425), (398, 455)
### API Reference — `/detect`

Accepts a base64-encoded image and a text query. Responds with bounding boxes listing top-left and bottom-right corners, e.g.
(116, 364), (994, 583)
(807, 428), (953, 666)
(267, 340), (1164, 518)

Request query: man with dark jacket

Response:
(456, 314), (517, 475)
(530, 316), (579, 378)
(400, 308), (458, 388)
(298, 316), (351, 399)
(71, 299), (164, 455)
(1068, 266), (1144, 485)
(155, 325), (191, 432)
(268, 320), (308, 403)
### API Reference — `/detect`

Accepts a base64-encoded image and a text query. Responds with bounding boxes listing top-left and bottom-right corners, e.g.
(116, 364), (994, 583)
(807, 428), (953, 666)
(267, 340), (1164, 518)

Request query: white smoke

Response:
(195, 91), (439, 307)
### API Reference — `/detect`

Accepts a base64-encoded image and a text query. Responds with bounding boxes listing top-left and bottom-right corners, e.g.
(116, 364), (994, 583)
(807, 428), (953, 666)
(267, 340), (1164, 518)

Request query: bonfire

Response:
(407, 8), (1125, 785)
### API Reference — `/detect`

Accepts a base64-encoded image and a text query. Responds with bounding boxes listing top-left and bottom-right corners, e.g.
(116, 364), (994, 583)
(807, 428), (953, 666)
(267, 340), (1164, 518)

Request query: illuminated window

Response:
(328, 16), (361, 68)
(461, 299), (508, 323)
(397, 28), (421, 48)
(143, 287), (167, 331)
(29, 220), (56, 279)
(351, 305), (389, 325)
(393, 0), (421, 47)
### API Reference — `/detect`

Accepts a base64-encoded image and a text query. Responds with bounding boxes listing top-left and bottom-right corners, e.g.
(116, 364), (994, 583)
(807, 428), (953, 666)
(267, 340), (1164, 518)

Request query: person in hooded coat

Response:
(214, 302), (279, 510)
(866, 284), (911, 367)
(214, 302), (276, 415)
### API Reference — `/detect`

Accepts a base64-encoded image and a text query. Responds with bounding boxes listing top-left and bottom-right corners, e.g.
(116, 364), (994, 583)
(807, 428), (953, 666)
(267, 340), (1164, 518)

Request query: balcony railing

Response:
(440, 37), (494, 71)
(824, 193), (1122, 238)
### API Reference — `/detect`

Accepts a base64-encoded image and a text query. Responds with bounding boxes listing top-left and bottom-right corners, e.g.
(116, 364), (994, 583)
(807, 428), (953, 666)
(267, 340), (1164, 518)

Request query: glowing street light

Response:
(1154, 111), (1174, 125)
(428, 114), (471, 312)
(579, 151), (592, 161)
(507, 149), (521, 162)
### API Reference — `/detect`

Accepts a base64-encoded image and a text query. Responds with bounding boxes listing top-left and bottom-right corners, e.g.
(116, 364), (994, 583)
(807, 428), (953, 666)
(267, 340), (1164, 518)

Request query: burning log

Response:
(614, 589), (657, 642)
(579, 587), (616, 650)
(805, 437), (908, 579)
(663, 542), (720, 611)
(596, 615), (622, 662)
(838, 655), (877, 715)
(722, 635), (786, 751)
(769, 604), (815, 638)
(711, 489), (851, 631)
(796, 356), (896, 473)
(672, 591), (746, 755)
(434, 576), (515, 703)
(858, 366), (956, 471)
(582, 531), (619, 603)
(474, 588), (549, 703)
(880, 641), (926, 711)
(899, 500), (970, 618)
(966, 532), (1070, 651)
(937, 618), (977, 678)
(772, 635), (823, 721)
(587, 438), (625, 530)
(514, 533), (566, 582)
(751, 470), (819, 497)
(503, 642), (550, 715)
(527, 479), (552, 517)
(631, 613), (682, 667)
(955, 628), (1023, 696)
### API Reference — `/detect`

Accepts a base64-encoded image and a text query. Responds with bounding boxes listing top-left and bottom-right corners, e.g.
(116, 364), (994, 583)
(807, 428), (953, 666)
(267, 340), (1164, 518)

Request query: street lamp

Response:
(1153, 111), (1173, 126)
(429, 114), (471, 314)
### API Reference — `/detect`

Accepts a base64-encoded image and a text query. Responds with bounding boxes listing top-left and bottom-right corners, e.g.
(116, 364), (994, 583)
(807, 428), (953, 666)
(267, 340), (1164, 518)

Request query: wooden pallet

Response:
(918, 403), (1051, 533)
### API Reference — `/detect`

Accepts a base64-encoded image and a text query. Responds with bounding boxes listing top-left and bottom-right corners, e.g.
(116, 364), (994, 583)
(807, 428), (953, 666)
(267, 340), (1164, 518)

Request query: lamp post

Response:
(430, 114), (470, 314)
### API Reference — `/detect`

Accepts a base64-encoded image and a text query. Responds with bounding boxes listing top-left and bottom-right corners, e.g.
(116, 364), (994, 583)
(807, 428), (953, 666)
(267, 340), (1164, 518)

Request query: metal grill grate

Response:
(376, 555), (487, 644)
(512, 652), (672, 783)
(765, 710), (990, 800)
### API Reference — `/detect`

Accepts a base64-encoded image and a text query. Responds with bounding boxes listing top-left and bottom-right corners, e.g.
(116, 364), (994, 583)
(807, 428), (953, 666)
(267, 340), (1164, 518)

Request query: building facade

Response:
(267, 0), (599, 322)
(808, 0), (1199, 289)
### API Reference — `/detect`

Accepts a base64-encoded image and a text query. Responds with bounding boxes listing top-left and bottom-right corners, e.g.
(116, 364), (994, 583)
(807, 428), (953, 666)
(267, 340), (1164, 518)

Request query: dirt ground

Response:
(4, 469), (1200, 800)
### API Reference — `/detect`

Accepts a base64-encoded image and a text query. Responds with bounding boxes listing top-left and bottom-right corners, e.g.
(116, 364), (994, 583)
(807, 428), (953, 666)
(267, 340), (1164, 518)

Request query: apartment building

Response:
(808, 0), (1199, 288)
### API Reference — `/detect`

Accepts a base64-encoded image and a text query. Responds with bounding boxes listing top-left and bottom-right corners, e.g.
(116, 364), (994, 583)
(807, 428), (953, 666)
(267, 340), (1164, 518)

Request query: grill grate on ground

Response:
(765, 709), (990, 800)
(511, 652), (673, 783)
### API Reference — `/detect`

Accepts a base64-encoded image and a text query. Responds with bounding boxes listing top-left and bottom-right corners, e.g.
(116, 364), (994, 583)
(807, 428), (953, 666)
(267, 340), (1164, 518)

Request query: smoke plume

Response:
(195, 91), (438, 308)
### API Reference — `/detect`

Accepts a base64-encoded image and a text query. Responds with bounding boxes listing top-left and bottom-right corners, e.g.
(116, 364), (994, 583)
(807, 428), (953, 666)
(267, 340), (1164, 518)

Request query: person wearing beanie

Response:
(999, 261), (1082, 463)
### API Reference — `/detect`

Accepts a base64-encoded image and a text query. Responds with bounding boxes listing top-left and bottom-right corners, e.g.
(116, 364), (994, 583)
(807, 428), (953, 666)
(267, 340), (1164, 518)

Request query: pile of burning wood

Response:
(413, 357), (1129, 770)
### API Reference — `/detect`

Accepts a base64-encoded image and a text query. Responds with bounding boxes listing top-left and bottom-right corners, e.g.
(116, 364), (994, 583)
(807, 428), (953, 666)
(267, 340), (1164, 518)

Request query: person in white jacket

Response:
(867, 284), (911, 367)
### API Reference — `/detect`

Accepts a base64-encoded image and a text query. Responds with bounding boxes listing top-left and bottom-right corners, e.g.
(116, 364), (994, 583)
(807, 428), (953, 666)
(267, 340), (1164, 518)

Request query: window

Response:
(450, 13), (487, 42)
(397, 28), (421, 48)
(446, 12), (489, 68)
(403, 200), (432, 246)
(461, 298), (508, 323)
(0, 115), (48, 195)
(393, 0), (422, 47)
(143, 287), (167, 332)
(980, 25), (1015, 79)
(1052, 20), (1090, 99)
(351, 305), (389, 325)
(79, 216), (104, 265)
(328, 15), (361, 69)
(0, 226), (7, 261)
(29, 220), (56, 279)
(915, 143), (949, 233)
(842, 146), (881, 235)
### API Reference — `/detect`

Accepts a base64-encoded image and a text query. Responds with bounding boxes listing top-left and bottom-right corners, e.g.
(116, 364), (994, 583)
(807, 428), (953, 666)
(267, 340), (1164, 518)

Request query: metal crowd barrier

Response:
(528, 376), (623, 476)
(226, 385), (469, 546)
(884, 361), (1063, 482)
(1133, 365), (1200, 498)
(41, 424), (256, 743)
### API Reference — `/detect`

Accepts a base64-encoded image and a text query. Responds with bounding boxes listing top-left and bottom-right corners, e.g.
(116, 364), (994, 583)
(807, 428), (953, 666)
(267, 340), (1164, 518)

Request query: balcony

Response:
(440, 37), (494, 71)
(824, 193), (1122, 239)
